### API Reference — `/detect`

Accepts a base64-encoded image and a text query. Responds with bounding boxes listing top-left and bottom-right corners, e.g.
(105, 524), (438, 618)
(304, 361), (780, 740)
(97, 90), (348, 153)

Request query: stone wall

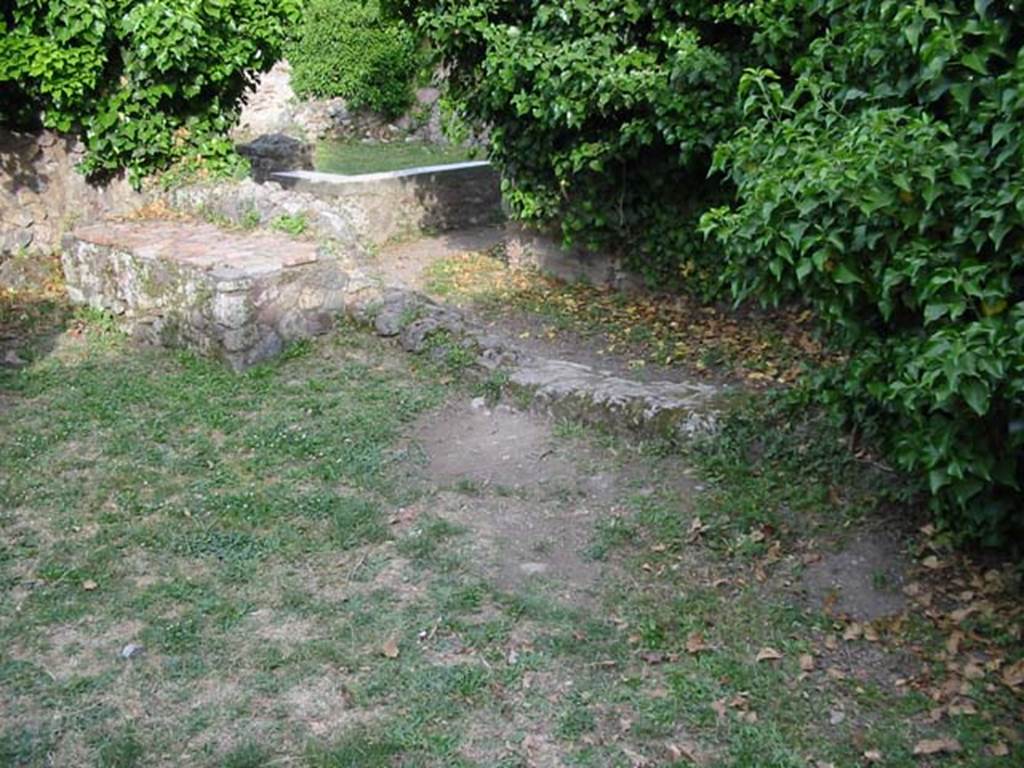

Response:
(272, 163), (504, 245)
(1, 129), (142, 257)
(234, 60), (447, 144)
(504, 222), (644, 292)
(62, 221), (351, 371)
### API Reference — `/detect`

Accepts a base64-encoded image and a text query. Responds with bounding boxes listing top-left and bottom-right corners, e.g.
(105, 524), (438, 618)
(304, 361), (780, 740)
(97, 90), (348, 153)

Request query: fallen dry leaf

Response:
(381, 637), (400, 659)
(687, 516), (707, 543)
(863, 749), (884, 763)
(843, 622), (863, 641)
(913, 738), (962, 756)
(950, 605), (977, 623)
(946, 630), (964, 656)
(963, 660), (986, 680)
(799, 653), (816, 672)
(686, 631), (709, 655)
(990, 742), (1010, 757)
(921, 555), (942, 570)
(756, 647), (783, 663)
(711, 699), (728, 720)
(1001, 659), (1024, 690)
(666, 742), (700, 764)
(82, 580), (98, 591)
(947, 698), (977, 716)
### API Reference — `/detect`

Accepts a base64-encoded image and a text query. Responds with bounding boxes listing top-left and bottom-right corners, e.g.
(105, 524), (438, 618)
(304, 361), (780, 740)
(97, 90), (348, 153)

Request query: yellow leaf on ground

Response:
(685, 631), (709, 655)
(756, 647), (783, 663)
(1001, 659), (1024, 690)
(381, 637), (400, 659)
(913, 738), (962, 756)
(946, 630), (964, 656)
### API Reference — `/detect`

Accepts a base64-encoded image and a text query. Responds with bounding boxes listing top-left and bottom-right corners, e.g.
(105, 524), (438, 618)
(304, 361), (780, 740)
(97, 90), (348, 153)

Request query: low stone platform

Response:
(62, 221), (349, 370)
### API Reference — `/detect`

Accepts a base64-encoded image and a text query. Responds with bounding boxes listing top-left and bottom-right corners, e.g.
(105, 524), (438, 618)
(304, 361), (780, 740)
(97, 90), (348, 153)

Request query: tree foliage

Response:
(401, 0), (1024, 543)
(0, 0), (299, 181)
(390, 0), (767, 289)
(702, 1), (1023, 543)
(287, 0), (419, 118)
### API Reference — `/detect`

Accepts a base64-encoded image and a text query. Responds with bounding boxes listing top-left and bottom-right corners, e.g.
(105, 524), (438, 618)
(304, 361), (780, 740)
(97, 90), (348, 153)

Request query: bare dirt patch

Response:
(403, 398), (701, 602)
(374, 227), (505, 291)
(408, 399), (581, 493)
(244, 608), (318, 644)
(425, 490), (603, 600)
(11, 618), (145, 683)
(282, 675), (383, 738)
(800, 531), (910, 620)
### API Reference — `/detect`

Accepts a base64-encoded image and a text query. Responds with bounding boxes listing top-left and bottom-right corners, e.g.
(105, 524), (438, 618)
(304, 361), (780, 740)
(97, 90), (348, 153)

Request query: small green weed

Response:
(270, 213), (309, 236)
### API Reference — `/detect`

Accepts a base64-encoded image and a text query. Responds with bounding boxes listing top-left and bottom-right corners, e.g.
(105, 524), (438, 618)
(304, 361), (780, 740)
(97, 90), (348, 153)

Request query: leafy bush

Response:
(393, 1), (760, 289)
(0, 0), (299, 182)
(287, 0), (419, 118)
(701, 1), (1023, 543)
(405, 0), (1023, 543)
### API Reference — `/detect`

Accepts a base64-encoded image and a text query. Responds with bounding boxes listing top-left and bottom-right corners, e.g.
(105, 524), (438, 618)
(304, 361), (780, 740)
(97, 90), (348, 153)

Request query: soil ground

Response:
(1, 247), (1021, 767)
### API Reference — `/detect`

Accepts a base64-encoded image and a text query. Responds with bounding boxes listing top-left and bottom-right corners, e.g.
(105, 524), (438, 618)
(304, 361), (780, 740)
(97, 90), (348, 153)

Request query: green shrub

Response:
(406, 0), (1024, 543)
(700, 1), (1023, 543)
(394, 1), (760, 290)
(287, 0), (418, 118)
(0, 0), (299, 182)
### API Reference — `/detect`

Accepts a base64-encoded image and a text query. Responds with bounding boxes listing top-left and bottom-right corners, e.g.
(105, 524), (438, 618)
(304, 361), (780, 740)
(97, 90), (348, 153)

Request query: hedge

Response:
(287, 0), (419, 118)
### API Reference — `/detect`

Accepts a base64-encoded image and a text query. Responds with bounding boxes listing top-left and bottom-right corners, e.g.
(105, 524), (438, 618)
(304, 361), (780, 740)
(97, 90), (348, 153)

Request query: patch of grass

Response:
(238, 207), (262, 230)
(473, 369), (508, 406)
(306, 730), (405, 768)
(95, 728), (144, 768)
(270, 213), (309, 236)
(423, 252), (830, 384)
(586, 514), (636, 560)
(421, 330), (478, 375)
(684, 389), (909, 544)
(0, 306), (448, 766)
(221, 742), (273, 768)
(557, 691), (597, 739)
(397, 517), (466, 563)
(2, 290), (1018, 768)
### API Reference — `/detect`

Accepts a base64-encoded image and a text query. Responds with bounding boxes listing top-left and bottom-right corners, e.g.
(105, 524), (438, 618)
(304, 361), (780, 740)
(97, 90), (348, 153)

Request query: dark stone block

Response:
(237, 133), (314, 183)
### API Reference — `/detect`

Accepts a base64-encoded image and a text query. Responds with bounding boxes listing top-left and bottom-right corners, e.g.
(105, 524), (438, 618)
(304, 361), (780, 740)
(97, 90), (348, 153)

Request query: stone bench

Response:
(62, 221), (350, 370)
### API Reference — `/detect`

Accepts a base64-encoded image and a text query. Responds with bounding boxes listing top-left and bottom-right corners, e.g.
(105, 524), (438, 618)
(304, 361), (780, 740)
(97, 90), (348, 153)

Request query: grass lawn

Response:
(314, 141), (477, 176)
(1, 276), (1021, 767)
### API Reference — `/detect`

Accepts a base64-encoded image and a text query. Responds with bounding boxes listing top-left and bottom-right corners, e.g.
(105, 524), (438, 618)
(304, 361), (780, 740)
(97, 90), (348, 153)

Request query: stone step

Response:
(507, 357), (719, 439)
(355, 288), (721, 439)
(61, 219), (721, 437)
(62, 220), (351, 371)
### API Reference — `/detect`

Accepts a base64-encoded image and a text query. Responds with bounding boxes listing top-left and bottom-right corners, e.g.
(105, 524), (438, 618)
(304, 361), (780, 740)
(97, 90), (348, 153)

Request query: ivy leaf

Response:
(832, 264), (862, 285)
(961, 379), (990, 416)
